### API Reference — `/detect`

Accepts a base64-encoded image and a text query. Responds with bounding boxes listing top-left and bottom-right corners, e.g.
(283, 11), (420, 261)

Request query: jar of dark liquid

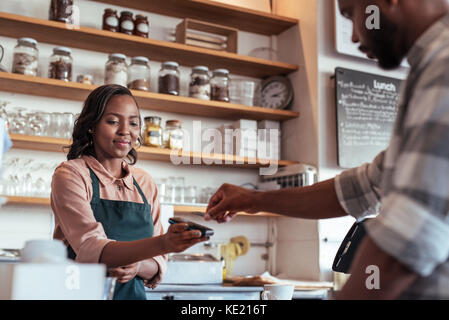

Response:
(134, 15), (149, 38)
(211, 69), (230, 102)
(48, 47), (73, 82)
(119, 11), (134, 35)
(49, 0), (73, 23)
(158, 62), (180, 96)
(102, 8), (119, 32)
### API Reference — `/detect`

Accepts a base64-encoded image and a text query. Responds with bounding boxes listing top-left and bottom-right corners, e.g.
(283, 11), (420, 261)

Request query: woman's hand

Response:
(108, 262), (141, 283)
(162, 223), (209, 253)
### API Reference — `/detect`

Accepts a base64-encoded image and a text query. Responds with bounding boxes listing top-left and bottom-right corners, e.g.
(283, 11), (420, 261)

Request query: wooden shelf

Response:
(0, 12), (298, 78)
(0, 72), (299, 122)
(173, 204), (279, 217)
(93, 0), (299, 36)
(2, 196), (279, 217)
(10, 134), (298, 169)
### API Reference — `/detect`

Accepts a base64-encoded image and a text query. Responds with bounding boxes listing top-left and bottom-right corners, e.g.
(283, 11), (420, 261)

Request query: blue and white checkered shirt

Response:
(334, 13), (449, 299)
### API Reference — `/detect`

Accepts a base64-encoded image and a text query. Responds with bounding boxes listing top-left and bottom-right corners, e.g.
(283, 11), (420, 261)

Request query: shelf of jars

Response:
(0, 12), (298, 78)
(93, 0), (298, 36)
(0, 72), (299, 122)
(9, 134), (298, 169)
(1, 196), (278, 217)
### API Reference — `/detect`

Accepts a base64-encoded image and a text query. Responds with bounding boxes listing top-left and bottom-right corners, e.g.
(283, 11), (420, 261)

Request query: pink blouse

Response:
(50, 155), (167, 284)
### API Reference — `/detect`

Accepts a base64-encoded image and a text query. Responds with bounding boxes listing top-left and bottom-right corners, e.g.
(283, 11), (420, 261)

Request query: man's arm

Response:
(335, 235), (418, 300)
(205, 179), (347, 222)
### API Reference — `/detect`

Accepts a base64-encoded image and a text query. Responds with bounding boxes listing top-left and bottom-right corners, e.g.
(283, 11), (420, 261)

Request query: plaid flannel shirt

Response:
(334, 13), (449, 299)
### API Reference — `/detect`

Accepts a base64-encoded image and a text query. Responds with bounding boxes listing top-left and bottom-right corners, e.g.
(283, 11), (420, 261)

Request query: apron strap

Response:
(89, 168), (100, 204)
(88, 167), (149, 206)
(133, 178), (149, 206)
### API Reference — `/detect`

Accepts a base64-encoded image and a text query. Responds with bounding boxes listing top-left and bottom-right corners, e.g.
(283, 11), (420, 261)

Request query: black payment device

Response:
(168, 217), (214, 237)
(332, 219), (371, 274)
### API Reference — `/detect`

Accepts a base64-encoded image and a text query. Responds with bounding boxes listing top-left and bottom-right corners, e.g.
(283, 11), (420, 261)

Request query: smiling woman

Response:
(51, 85), (209, 300)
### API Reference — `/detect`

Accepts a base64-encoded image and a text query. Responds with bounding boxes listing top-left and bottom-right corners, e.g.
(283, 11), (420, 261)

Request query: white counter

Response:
(146, 284), (329, 300)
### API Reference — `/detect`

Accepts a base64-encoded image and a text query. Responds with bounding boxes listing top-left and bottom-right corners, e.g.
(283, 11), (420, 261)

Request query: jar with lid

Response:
(144, 116), (163, 148)
(158, 62), (180, 96)
(189, 66), (210, 100)
(134, 15), (149, 38)
(49, 47), (73, 81)
(119, 11), (134, 35)
(49, 0), (73, 23)
(12, 38), (39, 76)
(211, 69), (230, 102)
(102, 8), (119, 32)
(163, 120), (183, 150)
(105, 53), (128, 86)
(127, 56), (151, 91)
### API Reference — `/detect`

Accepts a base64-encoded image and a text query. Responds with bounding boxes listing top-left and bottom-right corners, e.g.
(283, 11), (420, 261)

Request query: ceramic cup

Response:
(20, 239), (68, 263)
(261, 284), (295, 300)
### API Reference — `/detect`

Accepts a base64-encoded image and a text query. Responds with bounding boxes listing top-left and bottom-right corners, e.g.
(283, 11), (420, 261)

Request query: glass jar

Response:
(158, 62), (180, 96)
(144, 116), (163, 147)
(49, 0), (73, 23)
(211, 69), (230, 102)
(119, 11), (134, 35)
(163, 120), (183, 150)
(127, 56), (151, 91)
(12, 38), (39, 76)
(134, 15), (149, 38)
(102, 8), (119, 32)
(48, 47), (73, 81)
(189, 66), (210, 100)
(105, 53), (128, 86)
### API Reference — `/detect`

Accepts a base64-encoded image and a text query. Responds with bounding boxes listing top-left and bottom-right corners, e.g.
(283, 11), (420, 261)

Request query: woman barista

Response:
(51, 84), (208, 300)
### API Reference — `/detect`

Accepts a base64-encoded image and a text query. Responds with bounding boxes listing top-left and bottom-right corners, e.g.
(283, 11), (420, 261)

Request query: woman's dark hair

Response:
(66, 84), (142, 165)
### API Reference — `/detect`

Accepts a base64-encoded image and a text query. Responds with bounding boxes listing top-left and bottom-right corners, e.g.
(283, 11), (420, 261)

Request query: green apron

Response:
(68, 167), (154, 300)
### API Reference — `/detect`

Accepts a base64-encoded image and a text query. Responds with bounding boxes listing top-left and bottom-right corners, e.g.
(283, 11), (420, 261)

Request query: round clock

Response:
(260, 76), (294, 109)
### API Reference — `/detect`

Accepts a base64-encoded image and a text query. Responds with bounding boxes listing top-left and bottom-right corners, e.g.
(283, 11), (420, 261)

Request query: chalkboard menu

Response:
(335, 67), (403, 168)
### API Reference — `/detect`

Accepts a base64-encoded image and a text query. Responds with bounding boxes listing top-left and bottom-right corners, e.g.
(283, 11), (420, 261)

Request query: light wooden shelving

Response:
(2, 196), (279, 217)
(93, 0), (299, 36)
(0, 73), (299, 122)
(10, 134), (298, 169)
(0, 12), (298, 78)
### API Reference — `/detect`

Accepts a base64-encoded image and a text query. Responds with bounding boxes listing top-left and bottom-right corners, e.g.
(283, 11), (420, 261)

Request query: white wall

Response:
(0, 0), (280, 276)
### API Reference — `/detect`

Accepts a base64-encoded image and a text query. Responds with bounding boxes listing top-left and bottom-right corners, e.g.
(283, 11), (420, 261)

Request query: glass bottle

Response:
(144, 116), (162, 147)
(189, 66), (210, 100)
(158, 62), (180, 96)
(49, 0), (73, 23)
(211, 69), (230, 102)
(12, 38), (39, 76)
(127, 56), (151, 91)
(48, 46), (73, 81)
(102, 8), (119, 32)
(104, 53), (128, 86)
(119, 11), (134, 35)
(163, 120), (183, 150)
(134, 15), (149, 38)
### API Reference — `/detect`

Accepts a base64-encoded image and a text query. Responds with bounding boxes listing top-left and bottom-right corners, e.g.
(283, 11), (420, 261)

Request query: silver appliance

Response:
(261, 164), (317, 189)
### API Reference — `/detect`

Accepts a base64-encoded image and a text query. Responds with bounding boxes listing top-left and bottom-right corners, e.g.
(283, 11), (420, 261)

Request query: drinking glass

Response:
(175, 177), (185, 203)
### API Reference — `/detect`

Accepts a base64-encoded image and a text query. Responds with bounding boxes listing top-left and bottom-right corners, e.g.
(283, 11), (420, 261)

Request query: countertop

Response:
(146, 284), (329, 300)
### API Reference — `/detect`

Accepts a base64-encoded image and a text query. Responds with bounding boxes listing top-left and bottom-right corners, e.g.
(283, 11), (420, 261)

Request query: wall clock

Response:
(260, 76), (294, 109)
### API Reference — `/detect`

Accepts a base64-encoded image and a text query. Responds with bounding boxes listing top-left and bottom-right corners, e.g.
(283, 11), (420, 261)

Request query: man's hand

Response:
(205, 183), (258, 223)
(108, 262), (141, 283)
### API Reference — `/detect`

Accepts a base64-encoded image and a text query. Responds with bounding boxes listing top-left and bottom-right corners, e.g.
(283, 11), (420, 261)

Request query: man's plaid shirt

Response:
(335, 13), (449, 299)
